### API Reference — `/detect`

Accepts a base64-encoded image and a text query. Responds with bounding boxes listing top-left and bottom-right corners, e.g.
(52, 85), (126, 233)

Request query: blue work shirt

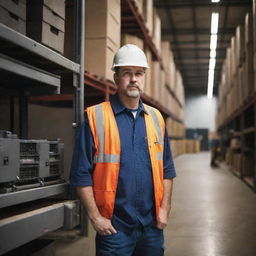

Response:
(70, 94), (176, 233)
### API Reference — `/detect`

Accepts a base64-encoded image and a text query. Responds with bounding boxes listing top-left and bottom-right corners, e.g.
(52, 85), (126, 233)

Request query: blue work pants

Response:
(96, 226), (164, 256)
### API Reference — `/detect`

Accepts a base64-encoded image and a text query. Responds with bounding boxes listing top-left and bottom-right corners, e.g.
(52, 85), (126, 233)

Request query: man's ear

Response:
(114, 73), (119, 85)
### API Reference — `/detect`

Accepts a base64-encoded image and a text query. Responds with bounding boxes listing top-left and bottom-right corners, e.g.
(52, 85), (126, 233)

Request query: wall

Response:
(184, 94), (217, 132)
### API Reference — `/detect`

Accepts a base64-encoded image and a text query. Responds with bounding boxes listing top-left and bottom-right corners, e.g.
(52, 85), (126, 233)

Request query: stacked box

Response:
(27, 0), (65, 53)
(134, 0), (143, 18)
(245, 13), (253, 45)
(161, 41), (171, 71)
(169, 51), (176, 92)
(235, 25), (245, 67)
(151, 61), (161, 101)
(238, 66), (245, 104)
(230, 36), (237, 80)
(121, 33), (144, 50)
(170, 140), (177, 158)
(84, 0), (120, 80)
(0, 0), (26, 34)
(152, 8), (161, 54)
(143, 0), (153, 36)
(233, 153), (242, 175)
(225, 148), (233, 166)
(242, 154), (254, 176)
(185, 139), (195, 153)
(159, 69), (166, 102)
(144, 47), (152, 97)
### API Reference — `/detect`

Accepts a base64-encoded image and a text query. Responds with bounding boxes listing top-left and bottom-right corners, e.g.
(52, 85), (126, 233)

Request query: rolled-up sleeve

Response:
(69, 116), (95, 187)
(163, 127), (176, 179)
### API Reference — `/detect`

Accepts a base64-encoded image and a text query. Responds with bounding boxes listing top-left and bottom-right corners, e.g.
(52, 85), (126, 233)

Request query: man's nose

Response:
(130, 73), (137, 82)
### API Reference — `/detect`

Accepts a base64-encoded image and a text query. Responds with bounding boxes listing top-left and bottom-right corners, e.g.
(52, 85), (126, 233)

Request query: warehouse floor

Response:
(33, 152), (256, 256)
(165, 152), (256, 256)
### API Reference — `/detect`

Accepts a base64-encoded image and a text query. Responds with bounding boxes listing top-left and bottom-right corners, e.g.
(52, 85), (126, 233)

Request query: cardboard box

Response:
(244, 46), (255, 96)
(235, 25), (245, 67)
(134, 0), (143, 18)
(161, 41), (171, 70)
(144, 47), (152, 97)
(143, 0), (153, 36)
(245, 13), (253, 45)
(233, 153), (242, 174)
(0, 0), (26, 20)
(159, 69), (166, 102)
(27, 5), (64, 32)
(152, 8), (161, 53)
(85, 0), (120, 46)
(0, 5), (26, 34)
(121, 34), (144, 50)
(169, 52), (176, 92)
(27, 0), (65, 53)
(242, 155), (254, 176)
(151, 61), (161, 101)
(43, 0), (65, 19)
(84, 38), (119, 81)
(27, 20), (64, 53)
(230, 36), (237, 78)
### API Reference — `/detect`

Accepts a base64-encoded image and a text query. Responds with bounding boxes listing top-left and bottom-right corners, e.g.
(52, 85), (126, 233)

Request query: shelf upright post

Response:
(254, 103), (256, 191)
(73, 0), (87, 236)
(240, 112), (245, 179)
(73, 0), (85, 128)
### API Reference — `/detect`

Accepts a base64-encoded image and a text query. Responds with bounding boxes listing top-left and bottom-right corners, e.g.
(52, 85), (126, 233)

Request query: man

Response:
(70, 44), (176, 255)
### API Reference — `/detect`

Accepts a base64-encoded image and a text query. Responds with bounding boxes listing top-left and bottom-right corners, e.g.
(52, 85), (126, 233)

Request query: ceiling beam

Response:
(171, 47), (226, 52)
(168, 40), (230, 45)
(162, 27), (235, 35)
(154, 0), (251, 8)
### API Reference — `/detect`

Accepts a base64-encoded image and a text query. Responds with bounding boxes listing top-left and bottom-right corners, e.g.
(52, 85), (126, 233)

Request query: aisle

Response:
(165, 152), (256, 256)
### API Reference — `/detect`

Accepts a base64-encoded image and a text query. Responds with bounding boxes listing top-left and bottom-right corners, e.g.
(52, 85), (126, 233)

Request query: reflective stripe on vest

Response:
(86, 101), (165, 219)
(94, 104), (119, 164)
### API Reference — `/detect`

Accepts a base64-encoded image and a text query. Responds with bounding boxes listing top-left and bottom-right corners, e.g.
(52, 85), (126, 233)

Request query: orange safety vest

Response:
(86, 101), (165, 219)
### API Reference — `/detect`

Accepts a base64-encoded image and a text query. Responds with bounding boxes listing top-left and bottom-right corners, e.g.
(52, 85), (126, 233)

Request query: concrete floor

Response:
(165, 152), (256, 256)
(34, 152), (256, 256)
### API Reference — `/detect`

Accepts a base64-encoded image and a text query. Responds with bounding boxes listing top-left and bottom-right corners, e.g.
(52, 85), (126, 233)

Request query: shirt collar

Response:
(110, 94), (148, 115)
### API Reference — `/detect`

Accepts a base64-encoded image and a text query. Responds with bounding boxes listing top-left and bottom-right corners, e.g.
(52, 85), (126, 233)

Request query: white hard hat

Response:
(112, 44), (149, 71)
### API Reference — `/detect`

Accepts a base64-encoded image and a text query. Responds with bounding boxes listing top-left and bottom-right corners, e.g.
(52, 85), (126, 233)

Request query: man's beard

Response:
(125, 84), (143, 98)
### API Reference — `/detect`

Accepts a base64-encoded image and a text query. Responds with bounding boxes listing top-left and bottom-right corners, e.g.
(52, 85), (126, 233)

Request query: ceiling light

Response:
(211, 0), (220, 3)
(209, 58), (216, 70)
(207, 70), (215, 98)
(210, 50), (216, 58)
(210, 34), (218, 50)
(211, 13), (219, 34)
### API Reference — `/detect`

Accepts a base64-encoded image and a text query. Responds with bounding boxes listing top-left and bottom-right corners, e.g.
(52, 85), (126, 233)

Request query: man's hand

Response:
(156, 206), (169, 229)
(91, 215), (117, 236)
(156, 179), (174, 229)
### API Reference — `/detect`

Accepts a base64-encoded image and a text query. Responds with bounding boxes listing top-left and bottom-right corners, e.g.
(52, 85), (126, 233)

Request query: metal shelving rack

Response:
(217, 93), (256, 192)
(30, 0), (184, 125)
(0, 0), (85, 254)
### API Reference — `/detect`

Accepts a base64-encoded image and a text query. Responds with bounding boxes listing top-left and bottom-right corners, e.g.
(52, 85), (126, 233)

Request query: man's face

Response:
(114, 66), (146, 98)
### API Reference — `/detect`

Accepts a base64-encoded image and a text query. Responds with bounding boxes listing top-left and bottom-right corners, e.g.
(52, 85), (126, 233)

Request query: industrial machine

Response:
(0, 130), (64, 193)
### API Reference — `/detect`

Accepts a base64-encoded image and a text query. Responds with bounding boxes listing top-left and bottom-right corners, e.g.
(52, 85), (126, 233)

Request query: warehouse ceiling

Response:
(154, 0), (252, 96)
